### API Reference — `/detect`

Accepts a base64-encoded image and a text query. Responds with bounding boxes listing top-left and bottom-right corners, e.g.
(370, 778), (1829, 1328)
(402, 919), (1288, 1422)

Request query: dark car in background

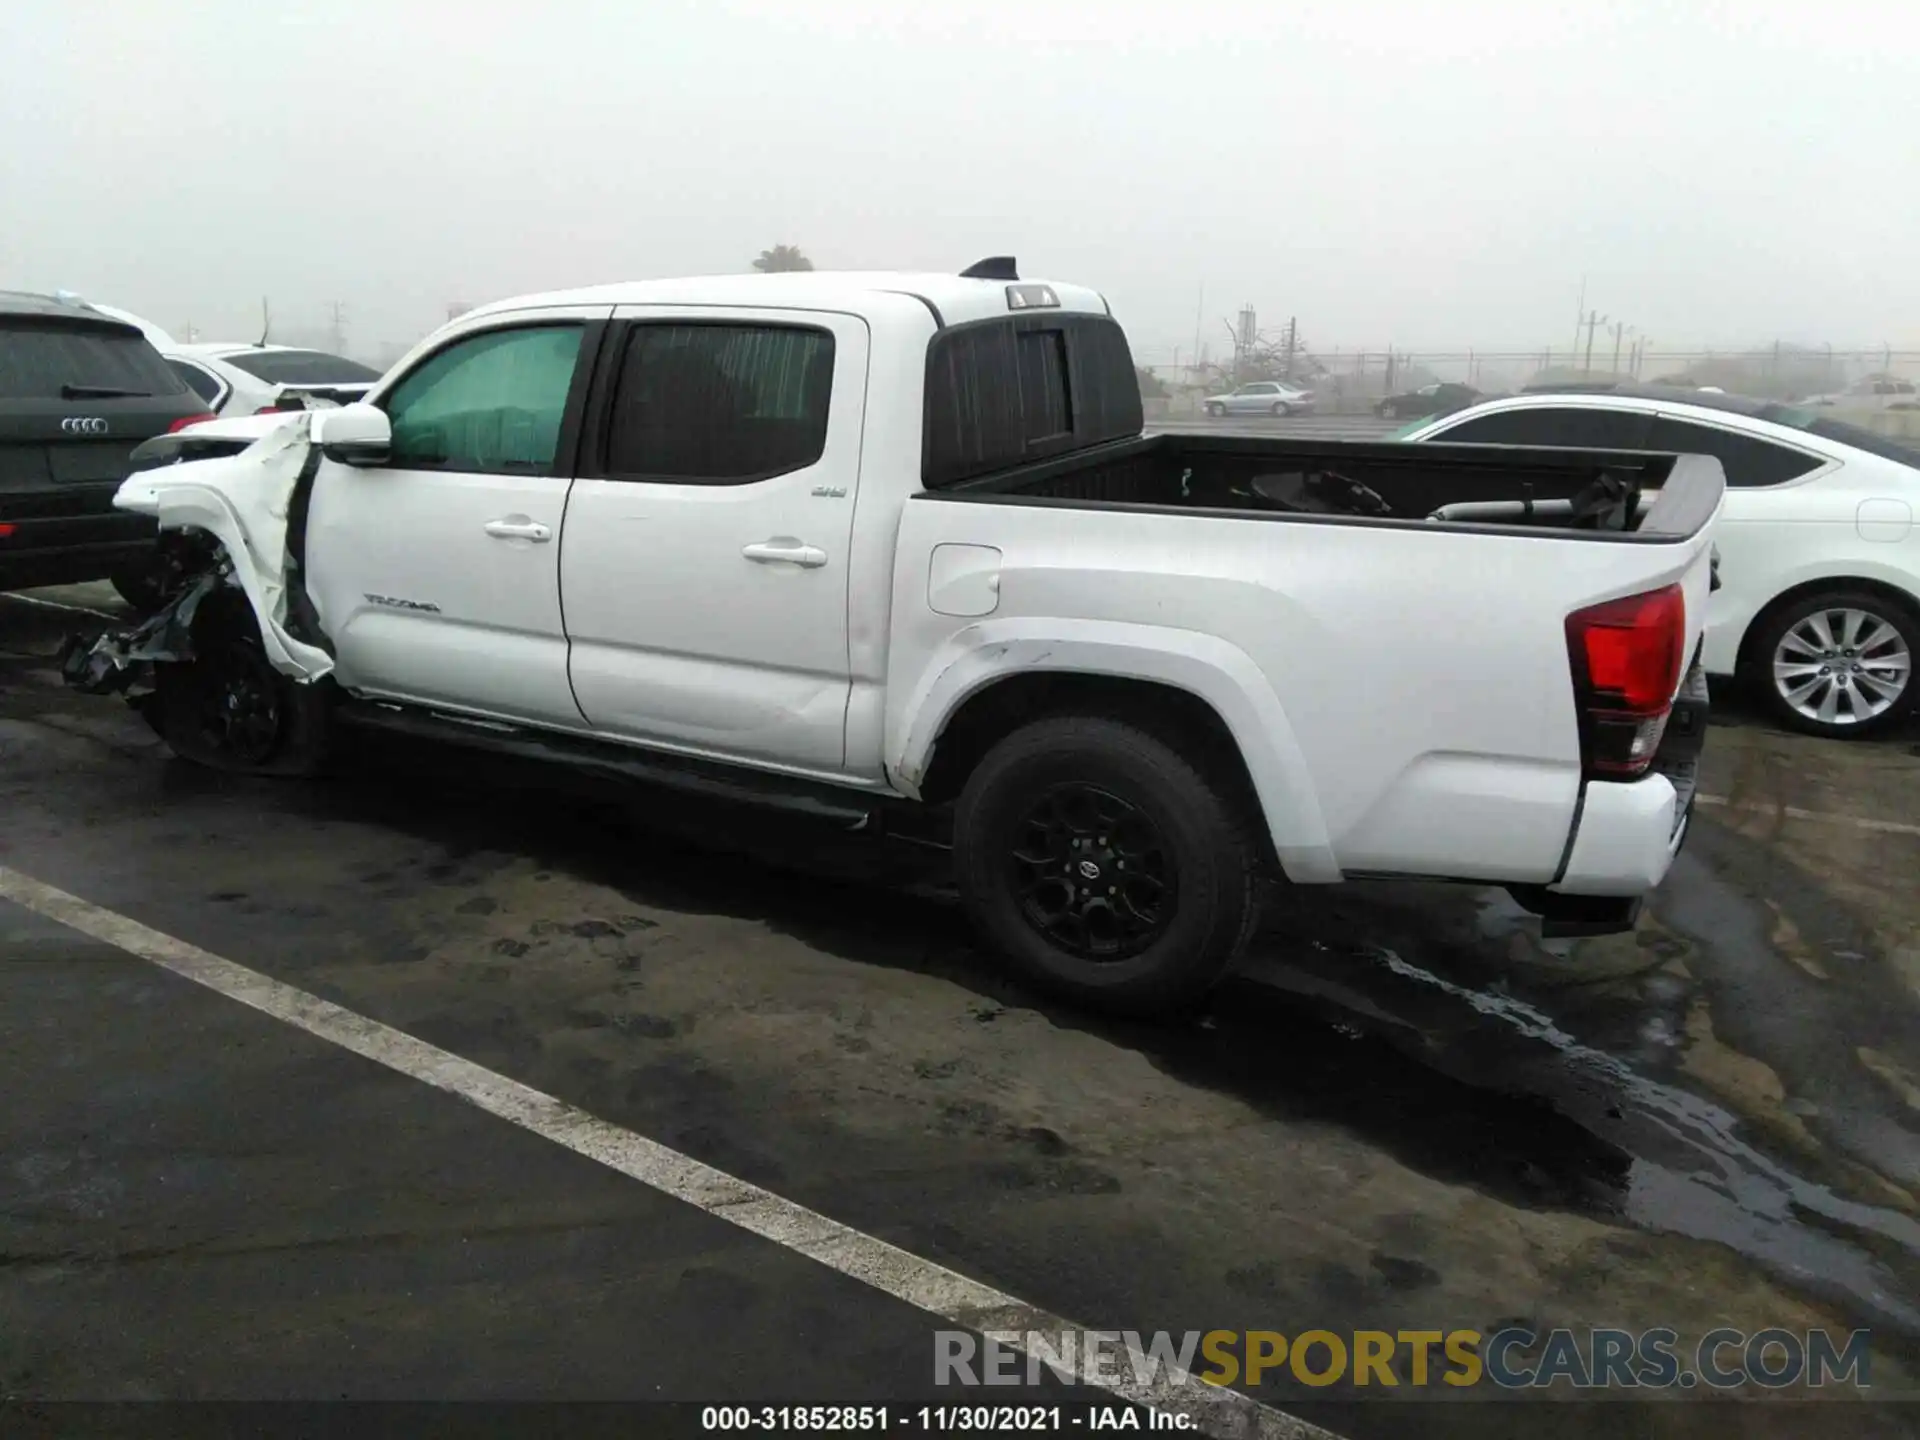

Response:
(0, 292), (212, 605)
(1376, 381), (1481, 419)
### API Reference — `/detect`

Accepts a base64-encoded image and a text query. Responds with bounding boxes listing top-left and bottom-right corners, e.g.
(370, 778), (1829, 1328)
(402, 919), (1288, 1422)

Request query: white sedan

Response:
(164, 343), (380, 418)
(1203, 380), (1316, 417)
(1399, 385), (1920, 739)
(78, 303), (380, 418)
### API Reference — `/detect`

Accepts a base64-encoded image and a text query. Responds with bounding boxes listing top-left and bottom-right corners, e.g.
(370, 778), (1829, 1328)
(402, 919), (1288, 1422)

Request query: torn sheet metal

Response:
(59, 570), (225, 697)
(110, 413), (335, 682)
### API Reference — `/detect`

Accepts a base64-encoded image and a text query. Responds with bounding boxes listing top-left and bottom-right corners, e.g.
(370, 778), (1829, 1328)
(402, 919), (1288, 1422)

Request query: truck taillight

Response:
(1566, 583), (1686, 779)
(167, 412), (217, 433)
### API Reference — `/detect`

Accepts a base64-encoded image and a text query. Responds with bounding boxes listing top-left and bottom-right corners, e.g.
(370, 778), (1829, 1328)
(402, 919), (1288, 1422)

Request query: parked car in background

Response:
(1802, 375), (1920, 412)
(1203, 380), (1315, 417)
(1400, 384), (1920, 740)
(165, 344), (381, 417)
(1376, 381), (1481, 419)
(0, 291), (212, 604)
(69, 302), (382, 419)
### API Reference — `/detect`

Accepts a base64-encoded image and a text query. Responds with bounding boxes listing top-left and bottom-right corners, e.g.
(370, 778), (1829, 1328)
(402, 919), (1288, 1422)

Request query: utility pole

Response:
(1191, 285), (1204, 386)
(1610, 321), (1628, 375)
(1282, 315), (1298, 380)
(1583, 311), (1605, 375)
(1572, 276), (1587, 358)
(326, 300), (348, 355)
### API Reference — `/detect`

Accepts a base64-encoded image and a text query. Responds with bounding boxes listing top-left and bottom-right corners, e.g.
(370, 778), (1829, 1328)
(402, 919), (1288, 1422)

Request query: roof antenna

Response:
(960, 256), (1019, 281)
(258, 295), (271, 346)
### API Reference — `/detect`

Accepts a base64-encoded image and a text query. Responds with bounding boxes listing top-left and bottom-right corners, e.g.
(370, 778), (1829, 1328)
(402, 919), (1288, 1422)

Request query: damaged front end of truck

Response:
(59, 411), (341, 770)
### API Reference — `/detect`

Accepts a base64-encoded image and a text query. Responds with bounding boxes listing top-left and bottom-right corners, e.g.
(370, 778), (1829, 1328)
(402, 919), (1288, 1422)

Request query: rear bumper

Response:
(1553, 773), (1689, 896)
(0, 508), (157, 590)
(1554, 660), (1708, 899)
(1528, 659), (1709, 936)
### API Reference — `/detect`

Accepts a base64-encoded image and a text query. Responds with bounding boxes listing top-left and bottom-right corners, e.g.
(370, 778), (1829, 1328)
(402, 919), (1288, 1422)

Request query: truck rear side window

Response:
(603, 323), (833, 484)
(1017, 329), (1071, 442)
(923, 314), (1143, 489)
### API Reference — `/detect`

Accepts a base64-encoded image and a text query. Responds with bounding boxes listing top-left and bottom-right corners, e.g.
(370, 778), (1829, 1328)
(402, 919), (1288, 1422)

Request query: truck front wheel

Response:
(952, 717), (1261, 1016)
(142, 598), (331, 776)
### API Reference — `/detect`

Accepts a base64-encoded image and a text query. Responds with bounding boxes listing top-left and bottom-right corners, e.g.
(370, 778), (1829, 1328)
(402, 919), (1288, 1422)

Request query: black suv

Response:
(1, 292), (211, 604)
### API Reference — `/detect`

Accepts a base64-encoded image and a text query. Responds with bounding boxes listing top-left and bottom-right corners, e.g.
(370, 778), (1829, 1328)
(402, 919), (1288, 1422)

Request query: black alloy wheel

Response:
(1007, 781), (1176, 960)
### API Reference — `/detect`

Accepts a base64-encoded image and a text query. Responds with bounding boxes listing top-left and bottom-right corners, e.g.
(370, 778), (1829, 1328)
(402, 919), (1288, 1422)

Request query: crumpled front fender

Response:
(113, 414), (334, 682)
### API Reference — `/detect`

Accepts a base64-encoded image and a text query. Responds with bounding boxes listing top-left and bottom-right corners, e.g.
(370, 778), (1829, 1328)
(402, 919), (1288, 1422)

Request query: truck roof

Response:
(464, 270), (1113, 331)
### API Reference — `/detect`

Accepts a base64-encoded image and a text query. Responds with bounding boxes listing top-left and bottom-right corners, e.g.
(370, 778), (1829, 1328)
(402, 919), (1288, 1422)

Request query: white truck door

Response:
(303, 311), (609, 728)
(560, 307), (869, 772)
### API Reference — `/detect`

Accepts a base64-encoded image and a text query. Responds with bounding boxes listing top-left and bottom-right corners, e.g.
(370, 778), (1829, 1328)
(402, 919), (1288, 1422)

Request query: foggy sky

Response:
(4, 0), (1914, 362)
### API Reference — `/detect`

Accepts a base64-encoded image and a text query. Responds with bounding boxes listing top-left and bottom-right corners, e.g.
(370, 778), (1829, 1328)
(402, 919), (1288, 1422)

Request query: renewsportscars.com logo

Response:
(935, 1326), (1873, 1391)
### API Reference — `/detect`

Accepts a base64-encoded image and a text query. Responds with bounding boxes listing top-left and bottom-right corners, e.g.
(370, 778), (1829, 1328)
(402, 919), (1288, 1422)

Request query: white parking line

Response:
(0, 865), (1334, 1440)
(1696, 794), (1920, 839)
(0, 592), (116, 619)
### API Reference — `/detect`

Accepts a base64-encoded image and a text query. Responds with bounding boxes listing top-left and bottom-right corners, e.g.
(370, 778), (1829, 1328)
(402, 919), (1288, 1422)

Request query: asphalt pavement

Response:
(3, 580), (1919, 1438)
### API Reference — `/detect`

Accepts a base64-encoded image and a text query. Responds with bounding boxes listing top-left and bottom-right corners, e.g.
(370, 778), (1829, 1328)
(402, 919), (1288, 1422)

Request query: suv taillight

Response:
(1566, 584), (1686, 779)
(167, 412), (216, 433)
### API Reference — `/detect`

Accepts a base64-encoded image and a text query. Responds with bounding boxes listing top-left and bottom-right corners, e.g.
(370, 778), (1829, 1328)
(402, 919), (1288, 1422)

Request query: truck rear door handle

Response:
(483, 519), (552, 542)
(742, 539), (828, 568)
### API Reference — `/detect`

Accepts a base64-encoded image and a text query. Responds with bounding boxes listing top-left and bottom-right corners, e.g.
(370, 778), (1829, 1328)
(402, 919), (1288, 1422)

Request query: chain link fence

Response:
(1139, 346), (1920, 418)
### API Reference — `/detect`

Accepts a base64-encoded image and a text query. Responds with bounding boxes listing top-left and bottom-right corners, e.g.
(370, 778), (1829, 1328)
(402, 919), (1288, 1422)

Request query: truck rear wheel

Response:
(952, 717), (1261, 1016)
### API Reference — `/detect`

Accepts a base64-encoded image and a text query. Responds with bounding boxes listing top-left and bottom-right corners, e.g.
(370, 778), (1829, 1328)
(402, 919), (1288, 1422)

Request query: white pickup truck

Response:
(66, 260), (1723, 1013)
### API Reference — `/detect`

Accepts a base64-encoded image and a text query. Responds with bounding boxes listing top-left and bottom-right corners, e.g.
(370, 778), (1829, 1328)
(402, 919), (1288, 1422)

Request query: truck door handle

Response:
(742, 539), (828, 568)
(483, 519), (552, 542)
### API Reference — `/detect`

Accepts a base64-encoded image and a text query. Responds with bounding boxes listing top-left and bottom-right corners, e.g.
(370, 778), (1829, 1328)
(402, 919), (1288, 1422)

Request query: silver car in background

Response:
(1204, 380), (1316, 417)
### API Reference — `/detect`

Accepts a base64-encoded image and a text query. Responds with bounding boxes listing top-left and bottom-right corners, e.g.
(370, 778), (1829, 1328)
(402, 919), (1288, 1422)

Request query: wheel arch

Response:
(1734, 573), (1920, 675)
(888, 622), (1339, 882)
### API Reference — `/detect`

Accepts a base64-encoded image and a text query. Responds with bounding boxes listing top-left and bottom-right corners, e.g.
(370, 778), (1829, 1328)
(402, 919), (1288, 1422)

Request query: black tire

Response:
(952, 716), (1262, 1016)
(142, 598), (332, 776)
(1270, 401), (1288, 417)
(1376, 401), (1396, 419)
(1744, 588), (1920, 739)
(110, 561), (167, 614)
(1206, 402), (1225, 418)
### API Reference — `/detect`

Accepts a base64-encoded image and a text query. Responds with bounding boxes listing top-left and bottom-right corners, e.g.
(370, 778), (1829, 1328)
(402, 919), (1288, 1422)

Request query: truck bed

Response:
(930, 432), (1723, 542)
(893, 428), (1722, 890)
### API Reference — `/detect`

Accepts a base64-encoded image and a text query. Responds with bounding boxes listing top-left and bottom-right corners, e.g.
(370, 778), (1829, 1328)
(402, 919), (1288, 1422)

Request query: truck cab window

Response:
(604, 323), (833, 483)
(383, 324), (584, 473)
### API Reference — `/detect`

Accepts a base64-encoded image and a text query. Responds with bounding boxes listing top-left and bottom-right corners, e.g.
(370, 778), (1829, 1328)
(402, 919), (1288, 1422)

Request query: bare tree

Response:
(752, 244), (814, 273)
